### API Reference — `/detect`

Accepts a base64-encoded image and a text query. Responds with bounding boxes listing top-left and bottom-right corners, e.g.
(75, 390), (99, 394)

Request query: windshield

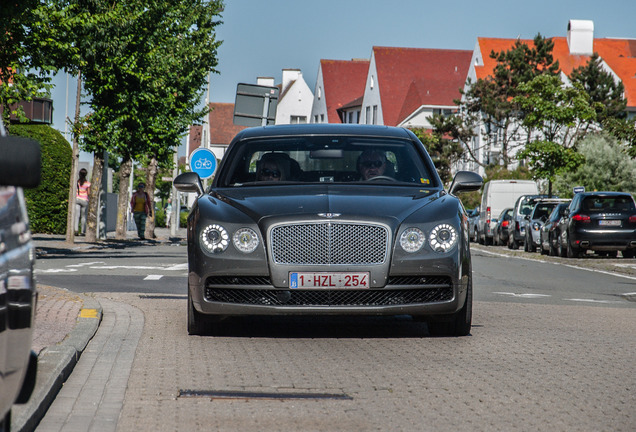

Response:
(217, 135), (438, 187)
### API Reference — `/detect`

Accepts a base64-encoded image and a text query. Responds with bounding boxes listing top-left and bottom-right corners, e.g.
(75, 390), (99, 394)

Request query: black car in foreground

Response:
(557, 192), (636, 258)
(175, 124), (482, 337)
(0, 131), (41, 431)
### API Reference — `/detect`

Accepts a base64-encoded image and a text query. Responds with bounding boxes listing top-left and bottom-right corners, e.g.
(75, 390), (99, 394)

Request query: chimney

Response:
(282, 69), (301, 92)
(567, 20), (594, 55)
(257, 76), (275, 87)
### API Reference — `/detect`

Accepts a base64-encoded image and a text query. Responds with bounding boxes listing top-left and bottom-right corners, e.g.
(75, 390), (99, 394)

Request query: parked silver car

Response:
(0, 130), (41, 431)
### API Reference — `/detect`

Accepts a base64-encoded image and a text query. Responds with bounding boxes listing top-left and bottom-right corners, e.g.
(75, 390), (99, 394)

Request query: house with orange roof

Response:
(187, 102), (247, 161)
(311, 59), (370, 123)
(460, 19), (636, 175)
(360, 46), (472, 128)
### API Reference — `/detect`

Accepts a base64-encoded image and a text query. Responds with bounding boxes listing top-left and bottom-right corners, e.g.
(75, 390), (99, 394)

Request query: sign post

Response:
(189, 147), (217, 180)
(233, 83), (279, 127)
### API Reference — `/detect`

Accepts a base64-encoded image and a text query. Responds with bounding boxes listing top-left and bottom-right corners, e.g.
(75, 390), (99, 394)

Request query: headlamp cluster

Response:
(200, 225), (260, 254)
(399, 223), (458, 254)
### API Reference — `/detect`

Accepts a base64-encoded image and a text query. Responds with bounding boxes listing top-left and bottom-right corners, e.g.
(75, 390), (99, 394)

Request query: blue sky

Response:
(51, 0), (636, 155)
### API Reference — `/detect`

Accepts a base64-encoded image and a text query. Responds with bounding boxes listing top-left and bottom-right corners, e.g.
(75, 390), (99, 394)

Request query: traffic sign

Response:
(573, 186), (585, 194)
(189, 147), (217, 179)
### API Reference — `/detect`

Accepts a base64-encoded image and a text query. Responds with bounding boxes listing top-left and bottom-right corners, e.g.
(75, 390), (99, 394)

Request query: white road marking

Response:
(492, 292), (552, 299)
(66, 261), (106, 268)
(476, 248), (636, 281)
(144, 275), (164, 281)
(565, 298), (623, 304)
(34, 268), (78, 273)
(165, 263), (188, 271)
(92, 265), (169, 270)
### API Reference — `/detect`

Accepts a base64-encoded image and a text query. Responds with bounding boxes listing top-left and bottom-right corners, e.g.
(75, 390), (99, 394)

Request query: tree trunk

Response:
(65, 71), (82, 243)
(85, 152), (104, 243)
(144, 155), (158, 239)
(115, 157), (133, 240)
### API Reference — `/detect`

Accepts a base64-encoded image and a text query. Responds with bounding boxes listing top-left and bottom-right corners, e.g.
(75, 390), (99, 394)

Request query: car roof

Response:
(231, 124), (414, 141)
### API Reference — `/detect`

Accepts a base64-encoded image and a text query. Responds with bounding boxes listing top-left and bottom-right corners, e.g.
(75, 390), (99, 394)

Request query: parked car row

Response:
(472, 191), (636, 259)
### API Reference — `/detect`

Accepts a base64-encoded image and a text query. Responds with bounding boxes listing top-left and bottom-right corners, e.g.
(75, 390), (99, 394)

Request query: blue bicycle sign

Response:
(189, 148), (217, 179)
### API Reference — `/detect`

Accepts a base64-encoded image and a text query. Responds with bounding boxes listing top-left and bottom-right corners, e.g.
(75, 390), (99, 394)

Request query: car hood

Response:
(204, 185), (444, 225)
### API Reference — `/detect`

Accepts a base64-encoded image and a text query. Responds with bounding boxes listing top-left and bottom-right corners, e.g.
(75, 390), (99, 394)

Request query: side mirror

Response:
(0, 135), (41, 188)
(174, 172), (204, 196)
(448, 171), (483, 195)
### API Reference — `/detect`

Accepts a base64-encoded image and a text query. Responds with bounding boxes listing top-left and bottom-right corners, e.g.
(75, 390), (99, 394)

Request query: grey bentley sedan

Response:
(174, 124), (482, 336)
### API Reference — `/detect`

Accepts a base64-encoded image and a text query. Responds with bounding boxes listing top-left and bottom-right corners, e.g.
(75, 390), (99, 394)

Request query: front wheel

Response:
(188, 288), (208, 335)
(428, 277), (472, 337)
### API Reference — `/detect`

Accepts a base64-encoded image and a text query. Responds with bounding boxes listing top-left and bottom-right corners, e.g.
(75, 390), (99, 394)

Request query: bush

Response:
(8, 124), (72, 234)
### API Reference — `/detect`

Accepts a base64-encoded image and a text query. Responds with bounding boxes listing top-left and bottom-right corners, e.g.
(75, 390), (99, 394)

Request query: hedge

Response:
(8, 124), (72, 234)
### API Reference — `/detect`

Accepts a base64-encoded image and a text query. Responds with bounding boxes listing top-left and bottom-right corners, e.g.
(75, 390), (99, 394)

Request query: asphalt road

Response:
(33, 242), (636, 430)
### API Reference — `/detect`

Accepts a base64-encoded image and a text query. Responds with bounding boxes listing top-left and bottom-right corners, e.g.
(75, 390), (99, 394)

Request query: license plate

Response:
(599, 220), (621, 226)
(289, 272), (369, 289)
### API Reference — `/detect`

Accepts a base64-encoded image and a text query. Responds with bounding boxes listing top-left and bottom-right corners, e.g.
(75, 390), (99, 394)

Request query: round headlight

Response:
(233, 228), (259, 253)
(400, 227), (426, 253)
(200, 224), (229, 253)
(429, 224), (458, 253)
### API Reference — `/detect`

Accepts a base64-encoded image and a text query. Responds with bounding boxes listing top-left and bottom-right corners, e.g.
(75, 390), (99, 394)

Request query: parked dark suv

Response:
(508, 195), (550, 249)
(0, 130), (41, 431)
(557, 192), (636, 258)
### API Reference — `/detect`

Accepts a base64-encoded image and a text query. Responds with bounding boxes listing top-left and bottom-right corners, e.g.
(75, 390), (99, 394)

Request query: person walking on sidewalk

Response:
(130, 183), (151, 240)
(75, 168), (90, 235)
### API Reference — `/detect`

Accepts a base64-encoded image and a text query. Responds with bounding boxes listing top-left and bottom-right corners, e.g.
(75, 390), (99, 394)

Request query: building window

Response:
(365, 106), (371, 124)
(290, 115), (307, 124)
(313, 115), (318, 123)
(370, 75), (375, 89)
(372, 105), (378, 125)
(320, 114), (324, 123)
(318, 87), (322, 99)
(347, 112), (353, 124)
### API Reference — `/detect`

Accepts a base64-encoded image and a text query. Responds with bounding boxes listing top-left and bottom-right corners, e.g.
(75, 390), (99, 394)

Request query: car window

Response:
(582, 196), (636, 212)
(219, 136), (437, 187)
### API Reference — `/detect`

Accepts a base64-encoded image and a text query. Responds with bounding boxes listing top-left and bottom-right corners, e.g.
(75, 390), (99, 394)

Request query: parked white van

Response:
(478, 180), (539, 245)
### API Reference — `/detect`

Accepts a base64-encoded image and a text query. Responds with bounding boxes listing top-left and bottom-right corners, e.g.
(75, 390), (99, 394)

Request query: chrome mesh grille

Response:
(204, 276), (453, 306)
(270, 222), (388, 265)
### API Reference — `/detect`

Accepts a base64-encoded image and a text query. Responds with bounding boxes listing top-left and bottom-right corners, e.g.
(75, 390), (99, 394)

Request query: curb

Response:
(12, 297), (102, 432)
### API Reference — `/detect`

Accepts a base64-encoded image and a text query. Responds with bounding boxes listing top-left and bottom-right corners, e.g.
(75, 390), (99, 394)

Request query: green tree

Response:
(554, 133), (636, 196)
(514, 74), (596, 195)
(0, 1), (56, 124)
(411, 114), (466, 183)
(459, 34), (560, 168)
(9, 124), (72, 233)
(569, 53), (626, 123)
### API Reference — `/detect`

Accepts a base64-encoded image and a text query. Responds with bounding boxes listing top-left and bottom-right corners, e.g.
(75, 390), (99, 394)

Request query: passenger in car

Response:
(256, 153), (291, 181)
(357, 150), (391, 180)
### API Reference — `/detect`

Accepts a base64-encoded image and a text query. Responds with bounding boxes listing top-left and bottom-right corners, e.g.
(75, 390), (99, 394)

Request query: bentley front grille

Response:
(204, 276), (453, 306)
(270, 222), (389, 265)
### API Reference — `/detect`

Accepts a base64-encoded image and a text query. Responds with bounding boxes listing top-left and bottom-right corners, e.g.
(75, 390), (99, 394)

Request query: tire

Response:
(623, 250), (635, 259)
(187, 288), (207, 335)
(428, 276), (472, 337)
(1, 410), (10, 432)
(526, 233), (536, 253)
(509, 236), (519, 250)
(558, 233), (568, 257)
(566, 240), (580, 258)
(548, 234), (558, 256)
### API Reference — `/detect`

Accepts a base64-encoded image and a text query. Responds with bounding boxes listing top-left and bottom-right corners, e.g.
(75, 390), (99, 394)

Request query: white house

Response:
(274, 69), (313, 125)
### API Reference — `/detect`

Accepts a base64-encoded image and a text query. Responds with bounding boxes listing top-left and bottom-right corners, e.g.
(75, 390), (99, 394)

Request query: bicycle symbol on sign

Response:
(194, 158), (213, 170)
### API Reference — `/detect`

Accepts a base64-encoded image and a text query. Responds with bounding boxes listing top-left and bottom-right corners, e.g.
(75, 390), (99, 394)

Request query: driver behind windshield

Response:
(357, 150), (388, 180)
(256, 152), (291, 181)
